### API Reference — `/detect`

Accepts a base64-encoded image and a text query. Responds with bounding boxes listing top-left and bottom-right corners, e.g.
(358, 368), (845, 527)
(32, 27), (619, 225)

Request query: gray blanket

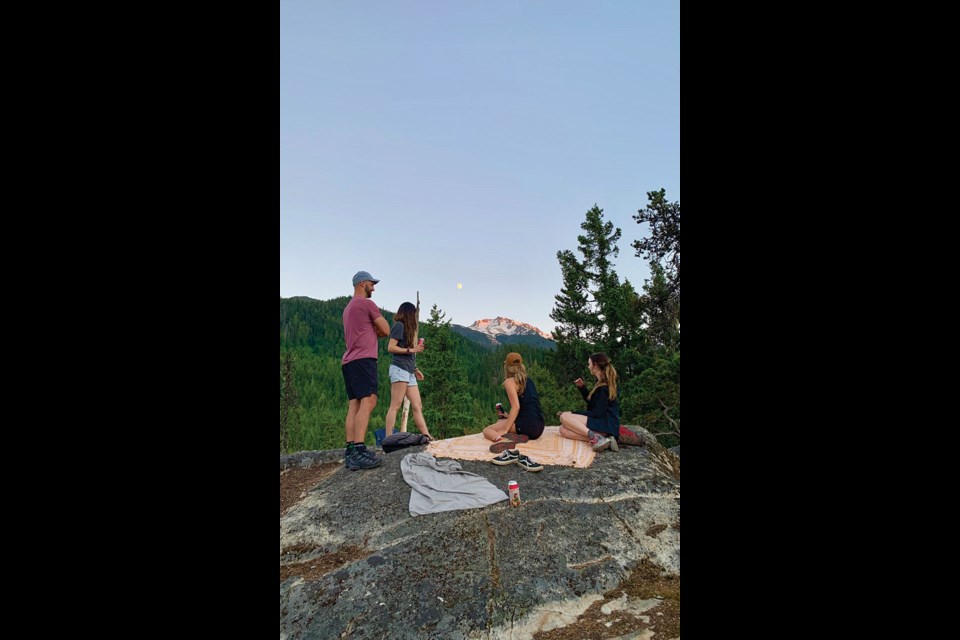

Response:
(400, 452), (508, 516)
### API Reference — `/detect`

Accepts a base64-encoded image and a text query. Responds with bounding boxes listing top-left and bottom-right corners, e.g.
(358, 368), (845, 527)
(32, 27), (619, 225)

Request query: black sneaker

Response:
(491, 449), (521, 465)
(517, 455), (543, 472)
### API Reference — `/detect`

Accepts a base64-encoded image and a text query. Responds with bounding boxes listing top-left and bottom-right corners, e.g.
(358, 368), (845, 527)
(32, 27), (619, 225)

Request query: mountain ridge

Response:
(467, 316), (553, 341)
(452, 316), (555, 351)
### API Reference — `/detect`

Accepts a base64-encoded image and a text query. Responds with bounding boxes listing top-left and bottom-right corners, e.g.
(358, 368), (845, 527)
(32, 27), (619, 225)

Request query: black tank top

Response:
(517, 378), (544, 424)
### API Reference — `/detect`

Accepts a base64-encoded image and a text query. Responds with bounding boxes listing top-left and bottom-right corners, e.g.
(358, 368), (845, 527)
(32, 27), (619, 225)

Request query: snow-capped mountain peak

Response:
(467, 317), (553, 341)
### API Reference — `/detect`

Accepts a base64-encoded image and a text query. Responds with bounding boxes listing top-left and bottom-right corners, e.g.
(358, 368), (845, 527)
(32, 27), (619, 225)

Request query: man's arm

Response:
(374, 316), (391, 338)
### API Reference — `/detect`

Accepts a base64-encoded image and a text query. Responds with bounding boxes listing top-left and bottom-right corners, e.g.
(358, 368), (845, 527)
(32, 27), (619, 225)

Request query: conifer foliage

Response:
(417, 305), (475, 439)
(548, 196), (680, 448)
(279, 351), (300, 453)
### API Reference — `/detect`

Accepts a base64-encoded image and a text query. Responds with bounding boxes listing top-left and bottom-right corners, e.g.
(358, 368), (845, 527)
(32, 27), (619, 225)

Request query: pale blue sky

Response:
(280, 0), (679, 333)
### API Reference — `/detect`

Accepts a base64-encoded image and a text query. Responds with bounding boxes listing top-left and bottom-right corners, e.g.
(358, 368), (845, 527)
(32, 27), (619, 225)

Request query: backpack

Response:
(381, 432), (430, 453)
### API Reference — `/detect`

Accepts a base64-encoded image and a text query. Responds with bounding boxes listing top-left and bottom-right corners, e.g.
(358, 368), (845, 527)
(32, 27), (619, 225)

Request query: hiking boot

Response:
(589, 434), (611, 452)
(490, 439), (519, 454)
(491, 449), (521, 466)
(356, 446), (381, 463)
(346, 448), (382, 470)
(516, 455), (543, 472)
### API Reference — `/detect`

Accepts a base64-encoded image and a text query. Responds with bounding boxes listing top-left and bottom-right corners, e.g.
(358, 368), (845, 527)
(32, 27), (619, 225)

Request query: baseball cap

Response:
(352, 270), (380, 286)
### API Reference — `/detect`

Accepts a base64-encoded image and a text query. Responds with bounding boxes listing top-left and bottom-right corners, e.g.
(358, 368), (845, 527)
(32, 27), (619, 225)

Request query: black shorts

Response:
(515, 418), (544, 440)
(342, 358), (378, 400)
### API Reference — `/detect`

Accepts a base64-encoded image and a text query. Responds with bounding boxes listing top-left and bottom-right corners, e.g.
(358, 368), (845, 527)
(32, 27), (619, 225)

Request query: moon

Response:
(457, 282), (463, 289)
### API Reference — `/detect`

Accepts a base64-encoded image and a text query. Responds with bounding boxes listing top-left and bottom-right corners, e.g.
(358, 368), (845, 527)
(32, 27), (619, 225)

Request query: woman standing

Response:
(558, 352), (621, 452)
(384, 302), (432, 440)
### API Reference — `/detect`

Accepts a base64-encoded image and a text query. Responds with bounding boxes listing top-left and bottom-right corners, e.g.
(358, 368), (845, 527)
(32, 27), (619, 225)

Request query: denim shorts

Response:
(388, 364), (418, 386)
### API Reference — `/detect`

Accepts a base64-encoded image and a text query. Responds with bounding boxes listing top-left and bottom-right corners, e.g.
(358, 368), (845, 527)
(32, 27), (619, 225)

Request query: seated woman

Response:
(483, 353), (545, 470)
(557, 352), (621, 452)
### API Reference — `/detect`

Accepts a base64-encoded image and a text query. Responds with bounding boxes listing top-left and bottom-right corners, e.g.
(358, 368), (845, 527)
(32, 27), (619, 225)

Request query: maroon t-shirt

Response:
(341, 297), (382, 364)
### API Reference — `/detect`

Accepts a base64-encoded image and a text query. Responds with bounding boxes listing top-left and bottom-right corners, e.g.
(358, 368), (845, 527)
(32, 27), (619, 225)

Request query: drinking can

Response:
(496, 402), (504, 414)
(508, 480), (520, 507)
(418, 338), (424, 347)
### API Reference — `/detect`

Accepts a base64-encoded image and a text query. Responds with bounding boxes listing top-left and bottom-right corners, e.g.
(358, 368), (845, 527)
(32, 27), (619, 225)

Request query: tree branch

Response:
(657, 398), (680, 435)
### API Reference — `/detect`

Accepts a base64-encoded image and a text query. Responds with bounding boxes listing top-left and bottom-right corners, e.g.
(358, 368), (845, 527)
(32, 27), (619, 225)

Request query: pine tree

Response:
(579, 205), (633, 355)
(525, 362), (581, 422)
(280, 350), (301, 453)
(550, 204), (641, 372)
(417, 305), (474, 439)
(641, 262), (680, 352)
(550, 249), (592, 341)
(632, 351), (680, 449)
(629, 189), (680, 445)
(632, 188), (680, 301)
(549, 247), (595, 385)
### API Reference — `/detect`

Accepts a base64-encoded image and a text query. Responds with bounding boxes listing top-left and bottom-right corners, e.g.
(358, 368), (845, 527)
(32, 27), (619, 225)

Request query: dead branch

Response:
(657, 398), (680, 436)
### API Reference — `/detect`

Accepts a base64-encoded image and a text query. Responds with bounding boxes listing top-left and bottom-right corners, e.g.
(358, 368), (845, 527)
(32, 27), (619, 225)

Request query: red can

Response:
(418, 338), (424, 347)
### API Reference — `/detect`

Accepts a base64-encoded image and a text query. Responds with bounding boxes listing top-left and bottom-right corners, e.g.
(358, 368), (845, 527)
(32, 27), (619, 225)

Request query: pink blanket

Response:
(426, 426), (596, 468)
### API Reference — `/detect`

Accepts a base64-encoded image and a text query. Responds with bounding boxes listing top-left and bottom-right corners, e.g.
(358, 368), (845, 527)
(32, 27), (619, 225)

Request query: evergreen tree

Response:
(632, 188), (680, 301)
(578, 204), (623, 350)
(549, 247), (595, 385)
(550, 249), (592, 341)
(280, 350), (301, 453)
(631, 350), (680, 449)
(628, 189), (680, 445)
(525, 362), (581, 421)
(417, 305), (474, 439)
(641, 262), (680, 352)
(550, 204), (640, 374)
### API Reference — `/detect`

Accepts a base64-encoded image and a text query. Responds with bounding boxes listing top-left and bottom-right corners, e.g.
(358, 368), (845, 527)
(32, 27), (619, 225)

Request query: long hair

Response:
(393, 302), (418, 348)
(588, 352), (618, 401)
(503, 362), (527, 395)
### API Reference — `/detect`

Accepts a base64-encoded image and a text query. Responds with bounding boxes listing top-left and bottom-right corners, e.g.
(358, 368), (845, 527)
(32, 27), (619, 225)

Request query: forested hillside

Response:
(279, 297), (577, 451)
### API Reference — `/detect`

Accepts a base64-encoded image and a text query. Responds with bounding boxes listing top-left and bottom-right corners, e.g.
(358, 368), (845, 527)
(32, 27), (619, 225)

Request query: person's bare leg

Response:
(384, 381), (407, 435)
(558, 412), (590, 441)
(354, 394), (378, 444)
(405, 386), (431, 439)
(345, 399), (361, 442)
(483, 419), (512, 442)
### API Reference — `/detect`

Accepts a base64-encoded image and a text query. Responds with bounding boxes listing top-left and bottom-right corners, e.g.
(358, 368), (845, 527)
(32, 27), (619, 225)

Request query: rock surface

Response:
(280, 427), (680, 639)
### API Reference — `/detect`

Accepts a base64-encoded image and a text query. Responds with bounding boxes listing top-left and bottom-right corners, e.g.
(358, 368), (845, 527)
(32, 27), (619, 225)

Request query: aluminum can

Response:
(508, 480), (520, 507)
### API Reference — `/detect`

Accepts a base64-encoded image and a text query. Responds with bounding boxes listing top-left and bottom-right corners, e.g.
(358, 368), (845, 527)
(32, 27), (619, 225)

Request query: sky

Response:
(280, 0), (679, 333)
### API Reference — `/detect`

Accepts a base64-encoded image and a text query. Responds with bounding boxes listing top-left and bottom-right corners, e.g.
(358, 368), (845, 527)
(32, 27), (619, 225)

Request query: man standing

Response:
(342, 270), (391, 470)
